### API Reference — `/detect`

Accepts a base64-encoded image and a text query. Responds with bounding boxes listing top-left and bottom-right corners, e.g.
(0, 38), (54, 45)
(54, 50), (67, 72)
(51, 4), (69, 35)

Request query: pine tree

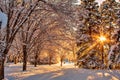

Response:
(77, 0), (100, 46)
(100, 0), (118, 39)
(100, 0), (120, 69)
(76, 0), (101, 69)
(108, 5), (120, 69)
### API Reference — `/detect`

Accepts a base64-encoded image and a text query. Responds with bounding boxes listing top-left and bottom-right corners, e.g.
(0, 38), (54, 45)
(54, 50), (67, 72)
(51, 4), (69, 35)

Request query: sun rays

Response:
(78, 32), (109, 59)
(99, 36), (106, 42)
(78, 42), (99, 59)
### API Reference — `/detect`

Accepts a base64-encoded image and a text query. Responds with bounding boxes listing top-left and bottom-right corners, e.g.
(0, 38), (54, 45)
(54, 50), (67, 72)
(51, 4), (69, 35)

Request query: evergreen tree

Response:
(77, 0), (100, 47)
(108, 5), (120, 69)
(76, 0), (120, 69)
(100, 0), (120, 69)
(76, 0), (101, 69)
(100, 0), (118, 39)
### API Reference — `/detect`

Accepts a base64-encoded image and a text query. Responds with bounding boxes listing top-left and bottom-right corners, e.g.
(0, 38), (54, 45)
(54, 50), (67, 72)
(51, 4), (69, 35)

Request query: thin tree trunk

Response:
(23, 45), (27, 71)
(0, 58), (4, 80)
(34, 53), (38, 67)
(49, 57), (52, 66)
(60, 57), (63, 67)
(0, 53), (6, 80)
(14, 56), (17, 64)
(0, 47), (9, 79)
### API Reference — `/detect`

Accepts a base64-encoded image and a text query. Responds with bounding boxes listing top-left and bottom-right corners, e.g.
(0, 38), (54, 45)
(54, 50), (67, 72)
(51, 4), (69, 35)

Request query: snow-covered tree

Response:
(75, 0), (120, 69)
(76, 0), (101, 46)
(100, 0), (119, 40)
(0, 0), (47, 79)
(76, 0), (102, 69)
(0, 0), (77, 79)
(99, 0), (120, 69)
(108, 7), (120, 69)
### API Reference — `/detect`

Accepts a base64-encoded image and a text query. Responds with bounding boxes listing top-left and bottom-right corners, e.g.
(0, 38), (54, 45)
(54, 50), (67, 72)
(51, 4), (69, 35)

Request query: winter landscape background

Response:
(0, 0), (120, 80)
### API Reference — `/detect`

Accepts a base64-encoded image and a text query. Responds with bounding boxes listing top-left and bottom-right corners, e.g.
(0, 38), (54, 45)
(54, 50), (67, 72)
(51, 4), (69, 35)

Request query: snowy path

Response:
(5, 63), (120, 80)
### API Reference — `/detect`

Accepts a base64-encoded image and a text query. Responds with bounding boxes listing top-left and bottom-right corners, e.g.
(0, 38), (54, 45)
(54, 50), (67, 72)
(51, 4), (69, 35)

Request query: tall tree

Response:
(0, 0), (41, 79)
(76, 0), (101, 68)
(100, 0), (120, 69)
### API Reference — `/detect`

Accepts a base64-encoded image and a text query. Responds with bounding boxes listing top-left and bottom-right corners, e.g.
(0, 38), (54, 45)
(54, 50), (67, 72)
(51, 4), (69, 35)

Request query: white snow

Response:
(5, 63), (120, 80)
(108, 45), (116, 60)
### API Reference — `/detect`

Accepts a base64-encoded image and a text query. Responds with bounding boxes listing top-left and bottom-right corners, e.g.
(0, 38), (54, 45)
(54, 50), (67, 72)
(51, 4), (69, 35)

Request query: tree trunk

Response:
(34, 53), (38, 67)
(23, 45), (27, 71)
(0, 52), (6, 80)
(14, 56), (17, 64)
(0, 47), (9, 79)
(0, 58), (5, 80)
(60, 58), (63, 67)
(49, 57), (52, 66)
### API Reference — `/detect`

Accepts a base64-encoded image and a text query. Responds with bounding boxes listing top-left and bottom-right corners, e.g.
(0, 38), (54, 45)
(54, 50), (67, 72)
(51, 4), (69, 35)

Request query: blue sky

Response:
(0, 11), (8, 28)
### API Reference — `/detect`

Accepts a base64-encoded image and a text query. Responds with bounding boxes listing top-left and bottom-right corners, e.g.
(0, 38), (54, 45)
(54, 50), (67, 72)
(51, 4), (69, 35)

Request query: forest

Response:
(0, 0), (120, 80)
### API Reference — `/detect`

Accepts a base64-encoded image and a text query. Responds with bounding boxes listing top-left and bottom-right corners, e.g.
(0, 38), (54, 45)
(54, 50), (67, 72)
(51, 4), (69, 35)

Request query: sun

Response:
(99, 36), (106, 42)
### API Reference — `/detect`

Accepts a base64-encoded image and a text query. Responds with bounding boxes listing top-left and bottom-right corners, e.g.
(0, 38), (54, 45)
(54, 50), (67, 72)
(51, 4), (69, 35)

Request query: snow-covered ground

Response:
(5, 63), (120, 80)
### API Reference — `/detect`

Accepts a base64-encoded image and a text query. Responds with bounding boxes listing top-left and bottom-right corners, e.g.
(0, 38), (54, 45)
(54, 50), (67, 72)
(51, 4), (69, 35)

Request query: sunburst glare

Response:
(99, 36), (106, 42)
